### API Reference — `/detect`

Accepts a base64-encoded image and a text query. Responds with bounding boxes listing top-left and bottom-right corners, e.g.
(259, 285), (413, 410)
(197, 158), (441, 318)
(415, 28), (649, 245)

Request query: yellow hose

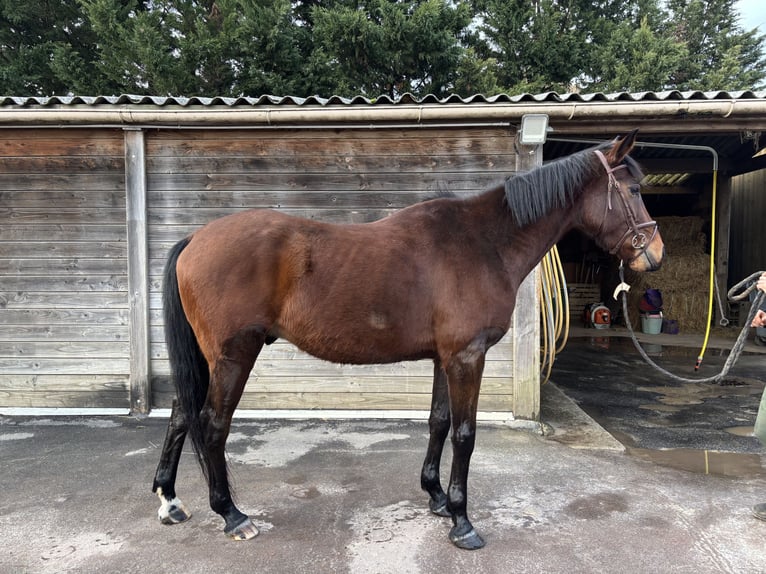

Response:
(538, 245), (570, 383)
(695, 169), (718, 371)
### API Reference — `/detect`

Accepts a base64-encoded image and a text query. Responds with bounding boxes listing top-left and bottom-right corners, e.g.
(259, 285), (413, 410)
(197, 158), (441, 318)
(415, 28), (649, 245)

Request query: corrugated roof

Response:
(2, 90), (766, 108)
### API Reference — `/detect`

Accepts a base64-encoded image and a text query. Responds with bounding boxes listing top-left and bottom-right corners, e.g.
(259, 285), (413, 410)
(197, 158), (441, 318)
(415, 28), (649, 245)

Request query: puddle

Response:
(628, 446), (763, 477)
(725, 426), (755, 437)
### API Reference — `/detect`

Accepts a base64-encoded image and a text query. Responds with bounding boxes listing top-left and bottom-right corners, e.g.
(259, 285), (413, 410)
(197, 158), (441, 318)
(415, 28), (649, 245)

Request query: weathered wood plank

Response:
(0, 308), (128, 325)
(1, 207), (126, 224)
(0, 374), (128, 392)
(145, 131), (512, 156)
(0, 389), (129, 409)
(0, 241), (126, 259)
(0, 292), (125, 309)
(148, 190), (458, 210)
(149, 356), (511, 378)
(146, 154), (512, 175)
(150, 373), (510, 395)
(0, 174), (125, 191)
(125, 128), (151, 415)
(0, 341), (128, 359)
(0, 133), (124, 157)
(0, 325), (129, 342)
(151, 390), (512, 411)
(0, 156), (124, 173)
(0, 191), (126, 209)
(0, 276), (128, 292)
(2, 258), (126, 274)
(0, 358), (130, 375)
(0, 224), (127, 242)
(511, 139), (542, 421)
(148, 207), (400, 226)
(146, 172), (505, 192)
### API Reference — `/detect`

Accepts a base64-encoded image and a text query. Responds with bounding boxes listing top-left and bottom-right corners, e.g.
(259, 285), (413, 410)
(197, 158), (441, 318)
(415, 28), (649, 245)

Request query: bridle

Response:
(594, 150), (658, 264)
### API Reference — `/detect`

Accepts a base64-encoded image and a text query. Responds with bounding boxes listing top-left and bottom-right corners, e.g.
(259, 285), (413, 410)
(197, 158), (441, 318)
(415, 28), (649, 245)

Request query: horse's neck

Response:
(479, 192), (577, 286)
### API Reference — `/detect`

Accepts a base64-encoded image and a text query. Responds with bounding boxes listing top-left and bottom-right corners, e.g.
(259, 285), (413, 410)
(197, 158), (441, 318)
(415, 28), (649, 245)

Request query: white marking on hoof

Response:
(156, 487), (191, 524)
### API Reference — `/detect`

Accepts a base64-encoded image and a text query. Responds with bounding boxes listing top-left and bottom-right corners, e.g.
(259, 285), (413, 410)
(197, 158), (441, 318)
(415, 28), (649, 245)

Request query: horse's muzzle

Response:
(628, 242), (664, 272)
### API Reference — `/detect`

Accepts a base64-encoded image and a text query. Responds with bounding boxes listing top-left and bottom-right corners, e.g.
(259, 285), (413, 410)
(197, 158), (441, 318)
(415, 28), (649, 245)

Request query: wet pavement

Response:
(552, 331), (766, 452)
(1, 328), (766, 573)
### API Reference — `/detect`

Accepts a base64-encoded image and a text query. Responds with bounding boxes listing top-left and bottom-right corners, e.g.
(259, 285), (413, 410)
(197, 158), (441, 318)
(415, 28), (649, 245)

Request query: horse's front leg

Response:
(444, 345), (487, 550)
(152, 398), (193, 525)
(421, 359), (451, 517)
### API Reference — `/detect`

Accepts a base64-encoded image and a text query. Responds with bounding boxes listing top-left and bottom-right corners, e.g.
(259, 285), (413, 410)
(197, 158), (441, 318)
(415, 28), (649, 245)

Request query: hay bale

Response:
(623, 216), (712, 333)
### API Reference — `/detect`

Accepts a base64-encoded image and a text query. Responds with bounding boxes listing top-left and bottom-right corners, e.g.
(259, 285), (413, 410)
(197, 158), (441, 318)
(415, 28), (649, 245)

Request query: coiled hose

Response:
(538, 246), (570, 384)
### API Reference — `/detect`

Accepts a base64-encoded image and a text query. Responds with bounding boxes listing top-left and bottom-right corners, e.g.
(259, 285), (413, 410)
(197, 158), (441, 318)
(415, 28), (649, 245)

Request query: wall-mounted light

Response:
(519, 114), (550, 145)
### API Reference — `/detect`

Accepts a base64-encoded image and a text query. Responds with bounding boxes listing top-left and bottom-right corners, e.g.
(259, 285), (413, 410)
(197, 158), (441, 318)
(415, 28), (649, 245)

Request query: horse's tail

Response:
(163, 236), (209, 475)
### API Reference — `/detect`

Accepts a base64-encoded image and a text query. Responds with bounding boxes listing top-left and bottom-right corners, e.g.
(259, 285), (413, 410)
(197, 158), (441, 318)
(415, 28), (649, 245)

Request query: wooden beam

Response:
(512, 135), (542, 421)
(125, 129), (150, 415)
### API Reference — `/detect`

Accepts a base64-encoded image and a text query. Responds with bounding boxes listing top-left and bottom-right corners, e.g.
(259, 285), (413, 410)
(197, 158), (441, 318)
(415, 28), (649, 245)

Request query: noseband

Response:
(594, 150), (658, 263)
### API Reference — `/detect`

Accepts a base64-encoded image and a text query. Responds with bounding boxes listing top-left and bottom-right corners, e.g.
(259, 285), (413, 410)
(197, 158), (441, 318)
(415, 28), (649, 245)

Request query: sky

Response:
(736, 0), (766, 34)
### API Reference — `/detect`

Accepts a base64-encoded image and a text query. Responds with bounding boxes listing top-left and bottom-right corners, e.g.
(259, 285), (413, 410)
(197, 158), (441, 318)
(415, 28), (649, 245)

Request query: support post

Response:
(511, 136), (542, 420)
(124, 128), (150, 415)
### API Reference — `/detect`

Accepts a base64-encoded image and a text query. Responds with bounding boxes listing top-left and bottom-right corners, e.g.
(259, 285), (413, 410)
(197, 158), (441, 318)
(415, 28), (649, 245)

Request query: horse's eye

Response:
(629, 184), (641, 195)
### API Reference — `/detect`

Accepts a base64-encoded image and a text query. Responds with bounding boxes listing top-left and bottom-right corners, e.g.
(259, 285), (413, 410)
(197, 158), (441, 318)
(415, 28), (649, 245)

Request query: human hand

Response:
(758, 272), (766, 294)
(753, 309), (766, 328)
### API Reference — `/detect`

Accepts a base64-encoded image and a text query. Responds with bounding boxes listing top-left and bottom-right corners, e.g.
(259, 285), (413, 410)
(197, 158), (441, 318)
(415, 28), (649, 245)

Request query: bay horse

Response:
(152, 130), (663, 550)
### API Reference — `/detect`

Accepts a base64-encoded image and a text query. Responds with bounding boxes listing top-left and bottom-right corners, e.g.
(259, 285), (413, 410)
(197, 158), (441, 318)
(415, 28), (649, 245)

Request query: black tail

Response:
(163, 236), (209, 475)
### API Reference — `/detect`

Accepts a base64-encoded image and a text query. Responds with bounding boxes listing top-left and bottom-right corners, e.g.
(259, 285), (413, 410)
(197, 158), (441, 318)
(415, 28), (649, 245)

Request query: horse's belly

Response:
(276, 318), (433, 365)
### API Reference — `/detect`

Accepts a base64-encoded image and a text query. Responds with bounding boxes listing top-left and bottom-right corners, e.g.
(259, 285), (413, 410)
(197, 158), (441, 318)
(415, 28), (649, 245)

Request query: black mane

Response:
(503, 144), (643, 228)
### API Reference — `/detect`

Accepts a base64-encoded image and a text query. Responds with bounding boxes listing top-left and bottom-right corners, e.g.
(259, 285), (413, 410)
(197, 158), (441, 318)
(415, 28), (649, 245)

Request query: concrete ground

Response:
(2, 360), (766, 573)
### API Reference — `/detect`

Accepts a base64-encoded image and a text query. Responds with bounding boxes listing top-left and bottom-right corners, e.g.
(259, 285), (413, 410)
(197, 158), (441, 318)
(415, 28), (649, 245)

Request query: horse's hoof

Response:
(429, 498), (451, 518)
(157, 496), (192, 525)
(449, 526), (486, 550)
(225, 517), (259, 541)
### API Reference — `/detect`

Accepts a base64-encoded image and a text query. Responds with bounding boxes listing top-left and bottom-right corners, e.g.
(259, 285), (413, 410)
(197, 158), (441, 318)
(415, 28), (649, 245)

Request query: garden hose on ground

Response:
(538, 246), (570, 384)
(618, 266), (764, 384)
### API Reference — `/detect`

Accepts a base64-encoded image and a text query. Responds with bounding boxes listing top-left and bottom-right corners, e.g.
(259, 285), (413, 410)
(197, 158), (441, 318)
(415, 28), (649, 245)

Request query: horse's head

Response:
(581, 130), (664, 272)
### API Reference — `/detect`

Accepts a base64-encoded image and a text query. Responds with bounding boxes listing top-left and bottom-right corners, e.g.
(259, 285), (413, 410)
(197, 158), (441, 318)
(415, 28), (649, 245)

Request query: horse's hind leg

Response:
(152, 398), (192, 524)
(201, 333), (263, 540)
(421, 359), (451, 517)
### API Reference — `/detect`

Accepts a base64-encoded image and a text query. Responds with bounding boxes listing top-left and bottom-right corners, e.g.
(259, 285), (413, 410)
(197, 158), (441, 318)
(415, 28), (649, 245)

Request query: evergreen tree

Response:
(665, 0), (766, 90)
(1, 0), (764, 97)
(308, 0), (472, 98)
(0, 0), (101, 95)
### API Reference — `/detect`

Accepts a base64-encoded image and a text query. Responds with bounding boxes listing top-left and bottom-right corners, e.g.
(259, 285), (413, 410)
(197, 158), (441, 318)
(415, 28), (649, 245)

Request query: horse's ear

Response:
(605, 129), (639, 165)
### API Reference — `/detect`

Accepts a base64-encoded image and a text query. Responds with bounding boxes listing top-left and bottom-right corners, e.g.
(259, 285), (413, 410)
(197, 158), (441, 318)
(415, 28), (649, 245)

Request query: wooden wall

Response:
(0, 124), (534, 416)
(0, 129), (129, 408)
(730, 169), (766, 287)
(145, 127), (519, 412)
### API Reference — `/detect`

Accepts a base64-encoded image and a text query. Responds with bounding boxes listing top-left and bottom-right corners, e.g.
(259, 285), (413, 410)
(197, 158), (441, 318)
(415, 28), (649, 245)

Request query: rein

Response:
(616, 266), (765, 384)
(594, 150), (658, 262)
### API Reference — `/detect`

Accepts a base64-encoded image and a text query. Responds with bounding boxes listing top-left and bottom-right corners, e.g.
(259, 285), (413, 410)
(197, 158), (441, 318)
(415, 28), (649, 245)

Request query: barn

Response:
(1, 91), (765, 420)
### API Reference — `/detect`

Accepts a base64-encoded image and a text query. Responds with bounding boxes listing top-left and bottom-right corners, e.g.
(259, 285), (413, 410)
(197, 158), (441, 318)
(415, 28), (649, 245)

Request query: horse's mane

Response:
(503, 144), (643, 228)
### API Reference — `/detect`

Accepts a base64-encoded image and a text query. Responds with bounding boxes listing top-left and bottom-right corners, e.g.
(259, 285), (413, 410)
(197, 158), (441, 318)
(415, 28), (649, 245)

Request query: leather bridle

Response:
(594, 150), (658, 264)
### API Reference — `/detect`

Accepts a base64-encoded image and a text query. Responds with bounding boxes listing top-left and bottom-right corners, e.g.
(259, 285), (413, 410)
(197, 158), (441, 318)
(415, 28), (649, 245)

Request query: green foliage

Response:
(310, 0), (471, 97)
(591, 17), (689, 92)
(0, 0), (102, 95)
(664, 0), (766, 91)
(1, 0), (764, 97)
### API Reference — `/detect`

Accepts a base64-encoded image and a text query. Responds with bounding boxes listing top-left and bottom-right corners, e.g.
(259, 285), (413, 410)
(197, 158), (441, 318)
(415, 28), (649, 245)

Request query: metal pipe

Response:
(546, 136), (719, 170)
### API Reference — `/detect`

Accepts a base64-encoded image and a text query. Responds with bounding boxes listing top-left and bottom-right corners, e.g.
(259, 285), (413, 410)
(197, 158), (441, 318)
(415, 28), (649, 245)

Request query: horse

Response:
(151, 129), (663, 550)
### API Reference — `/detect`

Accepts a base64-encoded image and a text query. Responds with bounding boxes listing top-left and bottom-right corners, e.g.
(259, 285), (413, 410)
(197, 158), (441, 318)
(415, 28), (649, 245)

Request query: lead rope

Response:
(616, 266), (764, 384)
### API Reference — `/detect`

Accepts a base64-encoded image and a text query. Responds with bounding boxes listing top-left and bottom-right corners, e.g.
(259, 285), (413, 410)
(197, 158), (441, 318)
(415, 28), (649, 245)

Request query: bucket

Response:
(641, 312), (663, 335)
